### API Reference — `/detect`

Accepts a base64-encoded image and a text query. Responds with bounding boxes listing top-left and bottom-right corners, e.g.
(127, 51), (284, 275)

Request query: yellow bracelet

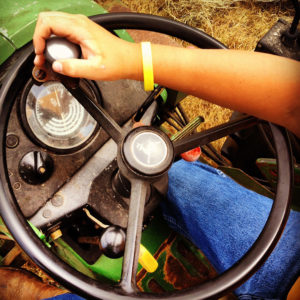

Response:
(141, 42), (154, 91)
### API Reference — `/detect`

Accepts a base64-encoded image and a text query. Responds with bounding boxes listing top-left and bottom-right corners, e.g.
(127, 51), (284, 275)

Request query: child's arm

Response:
(33, 11), (300, 137)
(150, 45), (300, 137)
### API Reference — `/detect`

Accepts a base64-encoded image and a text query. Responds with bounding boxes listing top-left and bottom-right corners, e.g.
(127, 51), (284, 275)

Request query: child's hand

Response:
(33, 11), (141, 81)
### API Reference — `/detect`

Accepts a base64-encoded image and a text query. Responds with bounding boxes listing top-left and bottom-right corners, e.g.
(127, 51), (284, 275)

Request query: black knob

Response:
(99, 226), (126, 259)
(19, 151), (54, 185)
(45, 35), (81, 64)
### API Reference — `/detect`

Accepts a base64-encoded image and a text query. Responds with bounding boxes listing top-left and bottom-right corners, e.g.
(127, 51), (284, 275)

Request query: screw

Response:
(51, 194), (64, 207)
(6, 134), (19, 148)
(34, 68), (47, 81)
(13, 182), (21, 190)
(42, 209), (52, 218)
(38, 167), (46, 174)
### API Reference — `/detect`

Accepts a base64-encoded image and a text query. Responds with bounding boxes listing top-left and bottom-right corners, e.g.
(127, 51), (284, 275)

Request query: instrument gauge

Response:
(20, 80), (101, 153)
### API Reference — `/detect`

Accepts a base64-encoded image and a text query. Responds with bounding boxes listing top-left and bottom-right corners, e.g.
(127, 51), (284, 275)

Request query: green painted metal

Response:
(256, 158), (300, 211)
(87, 215), (173, 281)
(0, 220), (12, 239)
(52, 213), (217, 293)
(141, 215), (173, 256)
(171, 116), (205, 142)
(0, 34), (16, 65)
(154, 84), (168, 104)
(0, 0), (135, 65)
(138, 251), (174, 293)
(90, 255), (123, 282)
(51, 213), (173, 282)
(0, 217), (13, 239)
(218, 166), (275, 199)
(0, 0), (106, 65)
(170, 239), (205, 278)
(28, 221), (51, 248)
(137, 234), (217, 293)
(54, 238), (97, 279)
(114, 29), (134, 43)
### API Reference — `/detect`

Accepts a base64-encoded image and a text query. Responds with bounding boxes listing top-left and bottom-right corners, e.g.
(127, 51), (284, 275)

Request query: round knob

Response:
(99, 226), (126, 259)
(45, 35), (81, 64)
(122, 127), (174, 176)
(19, 151), (54, 185)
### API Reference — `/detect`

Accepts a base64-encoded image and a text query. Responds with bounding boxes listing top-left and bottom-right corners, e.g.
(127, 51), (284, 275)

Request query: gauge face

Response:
(22, 81), (99, 152)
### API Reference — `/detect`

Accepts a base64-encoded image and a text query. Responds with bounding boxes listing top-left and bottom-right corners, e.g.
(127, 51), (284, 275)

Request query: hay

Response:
(121, 0), (295, 50)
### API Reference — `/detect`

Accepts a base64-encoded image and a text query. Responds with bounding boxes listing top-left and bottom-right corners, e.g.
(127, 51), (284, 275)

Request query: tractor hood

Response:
(0, 0), (106, 65)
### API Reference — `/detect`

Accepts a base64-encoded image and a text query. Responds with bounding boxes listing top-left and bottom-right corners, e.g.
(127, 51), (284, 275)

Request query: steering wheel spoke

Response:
(119, 179), (149, 294)
(173, 115), (259, 155)
(29, 137), (118, 228)
(63, 82), (126, 143)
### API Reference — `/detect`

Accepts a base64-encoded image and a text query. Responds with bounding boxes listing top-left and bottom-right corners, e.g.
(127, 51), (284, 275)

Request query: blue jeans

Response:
(161, 160), (300, 299)
(46, 160), (300, 300)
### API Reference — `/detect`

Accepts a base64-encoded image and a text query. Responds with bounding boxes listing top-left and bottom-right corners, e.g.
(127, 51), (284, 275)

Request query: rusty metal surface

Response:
(136, 233), (218, 293)
(88, 159), (162, 228)
(255, 19), (300, 60)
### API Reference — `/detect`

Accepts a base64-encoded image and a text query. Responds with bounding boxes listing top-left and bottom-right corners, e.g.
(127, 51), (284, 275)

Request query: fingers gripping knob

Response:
(45, 36), (81, 64)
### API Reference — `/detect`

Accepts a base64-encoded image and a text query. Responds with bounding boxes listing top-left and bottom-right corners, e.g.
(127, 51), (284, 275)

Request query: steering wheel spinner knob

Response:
(45, 35), (81, 64)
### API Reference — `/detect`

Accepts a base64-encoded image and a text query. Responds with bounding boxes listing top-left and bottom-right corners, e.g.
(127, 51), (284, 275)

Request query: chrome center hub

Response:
(122, 127), (174, 176)
(131, 132), (167, 168)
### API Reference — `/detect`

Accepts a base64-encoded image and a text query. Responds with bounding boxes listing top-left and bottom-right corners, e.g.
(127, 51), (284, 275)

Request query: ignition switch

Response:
(19, 151), (54, 185)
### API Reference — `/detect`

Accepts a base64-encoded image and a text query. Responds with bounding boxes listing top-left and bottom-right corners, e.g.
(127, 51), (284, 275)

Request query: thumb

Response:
(52, 57), (104, 80)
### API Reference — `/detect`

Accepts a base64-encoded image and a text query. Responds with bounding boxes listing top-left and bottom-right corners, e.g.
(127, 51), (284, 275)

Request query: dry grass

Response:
(121, 0), (294, 50)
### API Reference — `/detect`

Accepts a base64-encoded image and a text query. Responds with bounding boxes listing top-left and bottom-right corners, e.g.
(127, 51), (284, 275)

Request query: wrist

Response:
(121, 42), (143, 81)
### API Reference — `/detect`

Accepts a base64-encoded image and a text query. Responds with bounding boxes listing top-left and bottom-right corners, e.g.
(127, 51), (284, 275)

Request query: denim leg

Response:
(44, 294), (85, 300)
(161, 160), (300, 299)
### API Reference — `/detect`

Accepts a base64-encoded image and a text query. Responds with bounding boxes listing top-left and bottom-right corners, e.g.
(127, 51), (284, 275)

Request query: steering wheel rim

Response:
(0, 12), (293, 299)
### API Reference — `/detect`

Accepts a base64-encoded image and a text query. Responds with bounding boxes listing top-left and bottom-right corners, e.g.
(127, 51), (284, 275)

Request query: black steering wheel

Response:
(0, 13), (293, 299)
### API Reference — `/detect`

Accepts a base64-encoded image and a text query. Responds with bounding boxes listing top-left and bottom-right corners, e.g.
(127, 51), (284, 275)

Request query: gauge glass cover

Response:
(25, 81), (98, 150)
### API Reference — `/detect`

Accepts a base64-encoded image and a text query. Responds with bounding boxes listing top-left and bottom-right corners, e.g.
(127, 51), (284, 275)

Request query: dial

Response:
(20, 80), (101, 152)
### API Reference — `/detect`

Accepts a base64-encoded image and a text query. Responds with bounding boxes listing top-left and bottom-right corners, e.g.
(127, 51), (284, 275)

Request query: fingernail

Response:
(53, 61), (62, 73)
(34, 56), (38, 65)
